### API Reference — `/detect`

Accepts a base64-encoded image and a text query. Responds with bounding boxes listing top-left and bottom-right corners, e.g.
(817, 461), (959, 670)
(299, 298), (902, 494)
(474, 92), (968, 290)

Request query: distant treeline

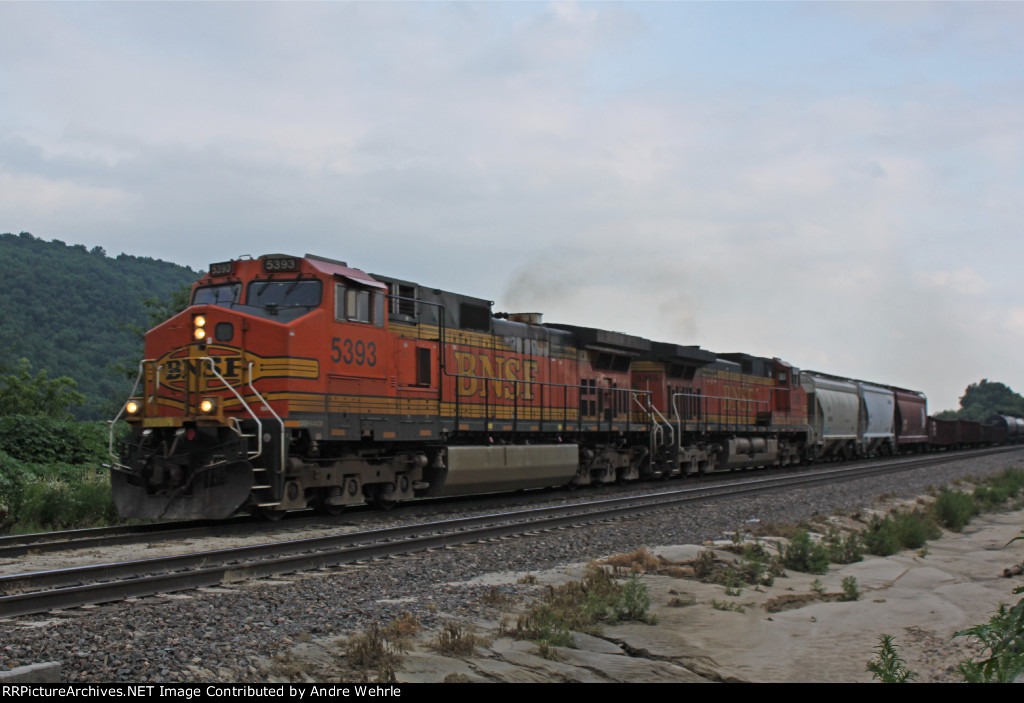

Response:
(0, 232), (199, 419)
(934, 380), (1024, 422)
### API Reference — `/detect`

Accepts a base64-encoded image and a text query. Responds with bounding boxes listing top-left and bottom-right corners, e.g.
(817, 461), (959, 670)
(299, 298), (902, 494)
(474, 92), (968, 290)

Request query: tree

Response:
(0, 358), (85, 419)
(954, 380), (1024, 421)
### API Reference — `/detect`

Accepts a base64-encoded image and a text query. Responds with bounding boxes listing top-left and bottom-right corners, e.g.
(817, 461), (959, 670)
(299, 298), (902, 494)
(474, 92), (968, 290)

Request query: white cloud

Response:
(1, 1), (1023, 414)
(915, 268), (993, 297)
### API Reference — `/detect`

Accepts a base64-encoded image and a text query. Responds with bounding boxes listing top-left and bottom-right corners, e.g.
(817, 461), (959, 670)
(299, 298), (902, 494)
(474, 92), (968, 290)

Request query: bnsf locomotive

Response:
(110, 253), (1018, 520)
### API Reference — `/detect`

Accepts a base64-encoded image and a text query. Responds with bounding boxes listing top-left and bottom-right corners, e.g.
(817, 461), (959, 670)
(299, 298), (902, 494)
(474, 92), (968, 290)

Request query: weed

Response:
(602, 546), (662, 574)
(510, 563), (655, 648)
(344, 623), (404, 683)
(480, 586), (510, 607)
(840, 576), (860, 602)
(720, 567), (743, 597)
(513, 602), (576, 647)
(616, 573), (654, 622)
(692, 550), (717, 579)
(810, 578), (826, 596)
(434, 620), (486, 656)
(738, 542), (782, 587)
(517, 573), (538, 585)
(752, 521), (804, 539)
(955, 599), (1024, 682)
(866, 634), (914, 683)
(535, 640), (563, 661)
(710, 599), (745, 613)
(385, 612), (420, 646)
(953, 528), (1024, 682)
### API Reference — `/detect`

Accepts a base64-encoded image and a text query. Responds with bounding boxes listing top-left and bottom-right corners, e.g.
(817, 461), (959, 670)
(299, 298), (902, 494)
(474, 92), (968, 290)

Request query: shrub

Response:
(840, 576), (860, 602)
(783, 531), (830, 574)
(892, 510), (941, 550)
(14, 472), (117, 532)
(932, 489), (978, 532)
(825, 529), (864, 564)
(862, 515), (901, 556)
(0, 416), (107, 465)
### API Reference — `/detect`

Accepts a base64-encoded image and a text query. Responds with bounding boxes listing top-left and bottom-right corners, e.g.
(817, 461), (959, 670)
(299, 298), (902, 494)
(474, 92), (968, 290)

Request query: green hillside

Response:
(0, 232), (200, 419)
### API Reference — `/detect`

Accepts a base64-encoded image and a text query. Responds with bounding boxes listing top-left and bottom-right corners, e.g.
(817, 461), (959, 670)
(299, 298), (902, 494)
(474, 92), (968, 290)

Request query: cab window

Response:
(192, 283), (241, 307)
(335, 284), (385, 326)
(247, 280), (322, 309)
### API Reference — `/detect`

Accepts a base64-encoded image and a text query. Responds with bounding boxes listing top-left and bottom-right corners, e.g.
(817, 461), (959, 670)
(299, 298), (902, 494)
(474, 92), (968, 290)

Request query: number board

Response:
(208, 261), (234, 277)
(263, 256), (299, 273)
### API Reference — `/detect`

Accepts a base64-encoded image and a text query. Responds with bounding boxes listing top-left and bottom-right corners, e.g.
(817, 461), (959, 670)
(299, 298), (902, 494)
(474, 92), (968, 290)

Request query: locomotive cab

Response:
(111, 254), (366, 519)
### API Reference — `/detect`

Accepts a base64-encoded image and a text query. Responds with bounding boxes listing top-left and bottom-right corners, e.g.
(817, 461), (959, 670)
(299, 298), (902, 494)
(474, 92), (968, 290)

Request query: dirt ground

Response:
(258, 502), (1024, 683)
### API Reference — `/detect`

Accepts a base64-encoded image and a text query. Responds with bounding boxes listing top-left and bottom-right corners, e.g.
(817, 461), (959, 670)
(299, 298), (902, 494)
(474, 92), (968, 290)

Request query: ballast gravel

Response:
(1, 451), (1021, 682)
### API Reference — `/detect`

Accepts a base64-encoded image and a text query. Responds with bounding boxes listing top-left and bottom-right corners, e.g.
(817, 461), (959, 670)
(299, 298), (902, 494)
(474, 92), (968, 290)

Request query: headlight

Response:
(125, 399), (141, 415)
(200, 398), (217, 414)
(193, 314), (208, 342)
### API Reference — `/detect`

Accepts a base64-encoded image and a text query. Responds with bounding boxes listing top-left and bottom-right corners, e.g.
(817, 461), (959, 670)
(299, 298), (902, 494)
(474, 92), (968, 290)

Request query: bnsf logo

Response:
(155, 345), (248, 391)
(153, 346), (320, 392)
(453, 351), (539, 401)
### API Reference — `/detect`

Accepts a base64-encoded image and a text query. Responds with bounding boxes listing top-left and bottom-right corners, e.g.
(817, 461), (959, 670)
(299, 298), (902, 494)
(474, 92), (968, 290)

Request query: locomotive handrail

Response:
(672, 390), (769, 426)
(107, 359), (151, 467)
(631, 393), (661, 473)
(196, 357), (267, 463)
(242, 359), (286, 472)
(451, 369), (648, 431)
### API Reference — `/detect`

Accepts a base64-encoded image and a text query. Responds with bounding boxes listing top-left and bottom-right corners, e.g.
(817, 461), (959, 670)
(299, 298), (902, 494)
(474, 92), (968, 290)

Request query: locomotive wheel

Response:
(370, 486), (396, 511)
(257, 506), (286, 521)
(316, 500), (345, 517)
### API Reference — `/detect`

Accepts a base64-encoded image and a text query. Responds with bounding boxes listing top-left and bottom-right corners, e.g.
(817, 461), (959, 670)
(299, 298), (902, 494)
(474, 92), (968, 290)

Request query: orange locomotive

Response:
(111, 253), (822, 520)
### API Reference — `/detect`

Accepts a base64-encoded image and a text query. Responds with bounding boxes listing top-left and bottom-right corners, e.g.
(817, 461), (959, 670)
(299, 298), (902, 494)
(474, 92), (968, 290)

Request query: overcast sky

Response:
(2, 1), (1022, 412)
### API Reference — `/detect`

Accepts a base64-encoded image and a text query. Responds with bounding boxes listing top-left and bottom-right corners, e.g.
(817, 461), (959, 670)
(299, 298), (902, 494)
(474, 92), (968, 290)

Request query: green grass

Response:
(932, 489), (979, 532)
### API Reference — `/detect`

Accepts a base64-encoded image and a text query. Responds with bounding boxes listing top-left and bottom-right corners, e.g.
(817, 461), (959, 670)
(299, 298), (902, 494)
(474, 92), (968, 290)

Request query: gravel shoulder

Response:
(1, 450), (1022, 683)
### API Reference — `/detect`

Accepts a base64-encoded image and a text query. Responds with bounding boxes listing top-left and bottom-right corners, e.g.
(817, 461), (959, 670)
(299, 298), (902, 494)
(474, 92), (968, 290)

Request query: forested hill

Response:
(0, 232), (200, 419)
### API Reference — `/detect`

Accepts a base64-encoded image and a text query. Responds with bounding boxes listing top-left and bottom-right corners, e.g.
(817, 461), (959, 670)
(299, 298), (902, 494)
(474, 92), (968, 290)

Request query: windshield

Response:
(247, 280), (322, 308)
(192, 283), (241, 307)
(192, 279), (322, 322)
(238, 279), (323, 322)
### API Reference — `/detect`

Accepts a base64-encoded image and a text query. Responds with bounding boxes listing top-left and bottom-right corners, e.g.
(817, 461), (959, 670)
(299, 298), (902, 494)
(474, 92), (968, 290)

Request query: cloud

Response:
(1, 2), (1023, 414)
(915, 268), (993, 297)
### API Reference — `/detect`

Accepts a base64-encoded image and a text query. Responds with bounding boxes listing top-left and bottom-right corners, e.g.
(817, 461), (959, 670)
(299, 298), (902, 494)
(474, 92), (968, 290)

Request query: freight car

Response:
(108, 253), (1010, 521)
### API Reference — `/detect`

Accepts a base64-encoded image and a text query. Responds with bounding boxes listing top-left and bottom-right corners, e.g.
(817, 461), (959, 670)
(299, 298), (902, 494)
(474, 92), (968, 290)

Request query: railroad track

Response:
(3, 444), (1017, 558)
(2, 445), (1020, 619)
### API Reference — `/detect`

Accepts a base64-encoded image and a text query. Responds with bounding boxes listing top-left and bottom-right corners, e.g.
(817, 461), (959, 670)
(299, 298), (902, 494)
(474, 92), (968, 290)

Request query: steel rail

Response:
(2, 445), (1015, 557)
(2, 445), (1020, 618)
